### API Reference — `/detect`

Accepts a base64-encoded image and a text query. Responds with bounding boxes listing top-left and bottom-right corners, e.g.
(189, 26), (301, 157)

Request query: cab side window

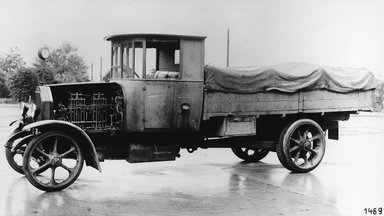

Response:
(111, 39), (180, 80)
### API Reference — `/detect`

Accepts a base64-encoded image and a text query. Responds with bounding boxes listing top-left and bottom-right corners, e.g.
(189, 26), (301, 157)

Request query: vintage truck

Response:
(4, 33), (377, 191)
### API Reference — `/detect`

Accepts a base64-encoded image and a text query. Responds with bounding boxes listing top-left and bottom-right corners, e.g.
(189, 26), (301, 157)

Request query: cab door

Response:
(144, 81), (174, 129)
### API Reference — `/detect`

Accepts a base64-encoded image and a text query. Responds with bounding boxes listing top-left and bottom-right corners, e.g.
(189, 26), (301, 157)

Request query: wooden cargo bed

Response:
(203, 89), (375, 120)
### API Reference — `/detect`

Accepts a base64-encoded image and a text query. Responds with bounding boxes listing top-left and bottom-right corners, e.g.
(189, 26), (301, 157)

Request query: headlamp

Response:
(20, 102), (29, 118)
(20, 102), (40, 121)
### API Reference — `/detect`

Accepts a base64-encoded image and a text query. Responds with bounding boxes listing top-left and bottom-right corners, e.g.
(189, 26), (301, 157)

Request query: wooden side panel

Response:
(303, 90), (357, 110)
(203, 89), (375, 119)
(228, 92), (300, 114)
(204, 91), (300, 117)
(359, 91), (375, 110)
(302, 90), (374, 111)
(180, 39), (204, 81)
(204, 92), (230, 114)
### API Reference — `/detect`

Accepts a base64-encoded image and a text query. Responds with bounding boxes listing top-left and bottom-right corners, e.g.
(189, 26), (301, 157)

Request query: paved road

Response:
(0, 104), (383, 216)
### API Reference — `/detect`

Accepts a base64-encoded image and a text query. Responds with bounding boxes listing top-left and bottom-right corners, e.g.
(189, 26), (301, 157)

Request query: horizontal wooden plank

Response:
(203, 90), (374, 119)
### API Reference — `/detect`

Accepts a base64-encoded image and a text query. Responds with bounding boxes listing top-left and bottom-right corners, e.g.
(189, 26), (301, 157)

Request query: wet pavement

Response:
(0, 104), (383, 216)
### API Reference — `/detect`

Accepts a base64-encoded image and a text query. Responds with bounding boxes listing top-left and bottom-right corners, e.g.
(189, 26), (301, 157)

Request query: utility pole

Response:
(100, 57), (103, 81)
(90, 63), (93, 81)
(226, 29), (230, 67)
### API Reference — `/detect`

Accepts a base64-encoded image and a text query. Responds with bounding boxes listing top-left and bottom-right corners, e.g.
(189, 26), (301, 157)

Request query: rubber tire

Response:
(23, 131), (84, 192)
(231, 147), (269, 162)
(276, 119), (326, 173)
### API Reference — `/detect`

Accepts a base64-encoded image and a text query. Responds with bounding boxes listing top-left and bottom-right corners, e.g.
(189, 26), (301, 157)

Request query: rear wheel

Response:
(231, 147), (269, 162)
(23, 131), (84, 192)
(276, 119), (326, 173)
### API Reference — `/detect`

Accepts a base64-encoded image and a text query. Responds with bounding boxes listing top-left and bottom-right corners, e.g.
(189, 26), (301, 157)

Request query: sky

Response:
(1, 0), (384, 80)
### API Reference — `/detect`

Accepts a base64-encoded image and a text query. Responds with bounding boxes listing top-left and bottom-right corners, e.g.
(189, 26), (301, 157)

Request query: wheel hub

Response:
(303, 141), (311, 151)
(51, 157), (61, 166)
(298, 139), (312, 151)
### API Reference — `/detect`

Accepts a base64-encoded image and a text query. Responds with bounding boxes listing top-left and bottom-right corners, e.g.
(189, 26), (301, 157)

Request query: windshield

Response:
(111, 38), (180, 80)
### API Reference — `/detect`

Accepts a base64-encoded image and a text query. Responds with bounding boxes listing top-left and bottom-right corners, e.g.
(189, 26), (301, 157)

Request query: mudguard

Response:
(4, 130), (29, 148)
(22, 120), (102, 172)
(11, 134), (34, 152)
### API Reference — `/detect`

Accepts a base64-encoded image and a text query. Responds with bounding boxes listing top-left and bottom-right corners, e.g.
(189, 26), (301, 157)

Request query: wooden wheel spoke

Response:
(15, 148), (25, 154)
(60, 163), (75, 175)
(289, 145), (300, 153)
(303, 129), (309, 139)
(296, 130), (303, 140)
(50, 167), (56, 185)
(244, 148), (250, 156)
(32, 162), (50, 175)
(59, 147), (76, 158)
(309, 148), (317, 155)
(309, 135), (321, 142)
(307, 150), (316, 162)
(52, 138), (58, 154)
(294, 151), (300, 163)
(35, 148), (50, 159)
(290, 138), (300, 144)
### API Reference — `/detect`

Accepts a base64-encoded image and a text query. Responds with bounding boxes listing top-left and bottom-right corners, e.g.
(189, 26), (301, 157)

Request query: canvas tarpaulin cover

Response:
(204, 62), (378, 93)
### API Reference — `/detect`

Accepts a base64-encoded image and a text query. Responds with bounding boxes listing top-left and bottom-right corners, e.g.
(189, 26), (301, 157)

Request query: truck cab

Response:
(105, 34), (206, 132)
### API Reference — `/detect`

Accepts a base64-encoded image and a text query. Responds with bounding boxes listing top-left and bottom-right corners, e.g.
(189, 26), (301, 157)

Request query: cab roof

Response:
(104, 33), (206, 41)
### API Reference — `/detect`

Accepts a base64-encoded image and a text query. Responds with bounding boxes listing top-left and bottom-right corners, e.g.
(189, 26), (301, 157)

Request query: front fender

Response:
(4, 130), (30, 148)
(22, 120), (101, 172)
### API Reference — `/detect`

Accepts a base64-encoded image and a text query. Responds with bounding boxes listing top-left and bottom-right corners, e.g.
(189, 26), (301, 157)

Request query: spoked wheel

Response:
(4, 129), (37, 174)
(6, 133), (48, 175)
(5, 129), (27, 174)
(231, 147), (269, 162)
(276, 119), (326, 173)
(23, 131), (84, 192)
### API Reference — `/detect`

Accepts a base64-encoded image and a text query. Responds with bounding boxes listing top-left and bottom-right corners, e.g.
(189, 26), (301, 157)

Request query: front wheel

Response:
(5, 129), (27, 174)
(276, 119), (326, 173)
(231, 147), (269, 162)
(23, 131), (84, 192)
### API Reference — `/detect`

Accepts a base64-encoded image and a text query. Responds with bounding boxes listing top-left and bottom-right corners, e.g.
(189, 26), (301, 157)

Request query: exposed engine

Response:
(49, 83), (124, 132)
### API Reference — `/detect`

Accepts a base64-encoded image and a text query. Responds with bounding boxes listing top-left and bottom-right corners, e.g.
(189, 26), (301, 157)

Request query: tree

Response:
(0, 47), (26, 98)
(34, 42), (88, 83)
(8, 68), (39, 102)
(0, 71), (10, 98)
(0, 47), (26, 78)
(102, 70), (111, 82)
(34, 67), (55, 85)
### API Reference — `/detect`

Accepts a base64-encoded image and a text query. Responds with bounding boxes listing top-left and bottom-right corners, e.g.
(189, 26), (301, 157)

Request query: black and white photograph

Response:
(0, 0), (383, 215)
